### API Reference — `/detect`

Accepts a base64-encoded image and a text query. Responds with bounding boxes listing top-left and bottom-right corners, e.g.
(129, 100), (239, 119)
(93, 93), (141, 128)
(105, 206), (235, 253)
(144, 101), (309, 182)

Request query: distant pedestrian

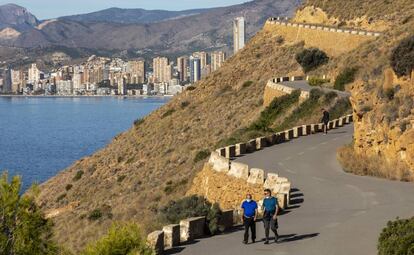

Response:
(321, 108), (330, 134)
(241, 194), (258, 244)
(262, 189), (279, 244)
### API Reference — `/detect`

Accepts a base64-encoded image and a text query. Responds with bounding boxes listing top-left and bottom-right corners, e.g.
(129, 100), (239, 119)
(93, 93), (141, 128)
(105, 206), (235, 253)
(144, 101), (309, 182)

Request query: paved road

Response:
(280, 80), (350, 97)
(175, 125), (414, 255)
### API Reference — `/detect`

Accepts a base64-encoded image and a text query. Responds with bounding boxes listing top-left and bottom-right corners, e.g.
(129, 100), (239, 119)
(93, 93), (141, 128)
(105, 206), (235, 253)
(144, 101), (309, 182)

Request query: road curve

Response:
(176, 125), (414, 255)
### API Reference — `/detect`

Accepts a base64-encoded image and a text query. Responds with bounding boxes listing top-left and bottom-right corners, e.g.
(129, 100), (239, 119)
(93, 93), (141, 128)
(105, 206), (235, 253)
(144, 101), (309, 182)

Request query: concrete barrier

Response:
(318, 123), (324, 131)
(247, 168), (265, 185)
(219, 210), (234, 230)
(310, 124), (318, 133)
(256, 137), (267, 150)
(163, 224), (180, 248)
(303, 125), (311, 136)
(247, 139), (257, 153)
(293, 126), (303, 138)
(180, 217), (206, 242)
(235, 143), (246, 156)
(266, 134), (277, 146)
(338, 117), (344, 127)
(276, 193), (287, 209)
(264, 173), (279, 191)
(216, 148), (226, 157)
(209, 152), (230, 173)
(228, 162), (249, 180)
(275, 132), (286, 144)
(345, 114), (353, 123)
(147, 231), (164, 255)
(279, 182), (291, 205)
(225, 145), (236, 159)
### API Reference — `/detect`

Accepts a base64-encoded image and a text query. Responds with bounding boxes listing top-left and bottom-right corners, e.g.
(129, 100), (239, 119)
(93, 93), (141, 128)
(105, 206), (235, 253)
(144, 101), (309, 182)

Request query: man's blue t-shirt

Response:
(263, 197), (278, 213)
(241, 200), (258, 217)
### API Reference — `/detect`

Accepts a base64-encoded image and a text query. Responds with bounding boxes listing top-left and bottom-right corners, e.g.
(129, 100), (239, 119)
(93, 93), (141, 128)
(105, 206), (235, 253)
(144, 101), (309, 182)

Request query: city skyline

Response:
(0, 0), (249, 19)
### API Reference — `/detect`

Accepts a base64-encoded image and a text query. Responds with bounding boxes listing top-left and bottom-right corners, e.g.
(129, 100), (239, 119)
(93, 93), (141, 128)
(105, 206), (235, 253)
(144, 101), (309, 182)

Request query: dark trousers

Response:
(323, 122), (329, 134)
(263, 217), (278, 240)
(243, 217), (256, 242)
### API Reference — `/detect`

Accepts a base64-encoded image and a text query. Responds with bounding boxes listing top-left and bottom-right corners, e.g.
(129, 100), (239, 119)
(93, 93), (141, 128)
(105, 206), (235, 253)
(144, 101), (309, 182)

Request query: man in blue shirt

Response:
(241, 194), (258, 244)
(262, 189), (279, 244)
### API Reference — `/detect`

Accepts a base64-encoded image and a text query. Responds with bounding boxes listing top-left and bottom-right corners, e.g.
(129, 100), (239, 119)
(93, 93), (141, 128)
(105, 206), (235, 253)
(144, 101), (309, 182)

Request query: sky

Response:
(0, 0), (250, 19)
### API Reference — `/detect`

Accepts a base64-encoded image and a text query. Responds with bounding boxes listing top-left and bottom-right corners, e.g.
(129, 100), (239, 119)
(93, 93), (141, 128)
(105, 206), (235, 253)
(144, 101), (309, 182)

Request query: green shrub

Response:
(250, 90), (301, 131)
(65, 184), (73, 191)
(390, 35), (414, 77)
(161, 109), (175, 118)
(82, 223), (153, 255)
(0, 172), (60, 255)
(117, 175), (126, 183)
(378, 217), (414, 255)
(329, 98), (352, 119)
(88, 209), (103, 221)
(73, 170), (84, 181)
(181, 101), (190, 108)
(334, 67), (358, 91)
(158, 195), (222, 235)
(134, 118), (144, 126)
(324, 91), (338, 103)
(242, 81), (254, 88)
(186, 86), (196, 91)
(308, 77), (330, 87)
(194, 150), (210, 163)
(295, 48), (329, 72)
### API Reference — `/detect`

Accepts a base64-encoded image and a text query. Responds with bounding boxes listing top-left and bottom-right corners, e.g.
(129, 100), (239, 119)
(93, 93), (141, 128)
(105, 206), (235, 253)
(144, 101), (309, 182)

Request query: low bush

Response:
(161, 108), (175, 118)
(308, 77), (330, 87)
(134, 118), (144, 126)
(334, 67), (358, 91)
(82, 223), (153, 255)
(88, 209), (103, 221)
(65, 184), (73, 191)
(73, 170), (84, 181)
(390, 35), (414, 77)
(295, 48), (329, 72)
(242, 81), (254, 88)
(194, 150), (210, 163)
(250, 90), (301, 131)
(56, 193), (66, 202)
(378, 217), (414, 255)
(117, 175), (126, 183)
(158, 195), (222, 235)
(181, 101), (190, 108)
(329, 98), (352, 119)
(163, 179), (188, 195)
(186, 86), (196, 91)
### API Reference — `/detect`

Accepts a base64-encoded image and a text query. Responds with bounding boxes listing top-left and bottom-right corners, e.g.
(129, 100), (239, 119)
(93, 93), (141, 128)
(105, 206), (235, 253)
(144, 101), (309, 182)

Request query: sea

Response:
(0, 96), (169, 191)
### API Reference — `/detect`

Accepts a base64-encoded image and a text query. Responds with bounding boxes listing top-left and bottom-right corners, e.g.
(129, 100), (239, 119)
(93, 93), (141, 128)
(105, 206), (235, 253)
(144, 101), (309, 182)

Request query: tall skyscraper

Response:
(11, 69), (24, 93)
(153, 57), (172, 83)
(177, 56), (188, 82)
(2, 68), (12, 93)
(233, 17), (246, 54)
(192, 52), (208, 69)
(127, 60), (146, 84)
(190, 57), (201, 83)
(28, 63), (40, 85)
(211, 51), (226, 72)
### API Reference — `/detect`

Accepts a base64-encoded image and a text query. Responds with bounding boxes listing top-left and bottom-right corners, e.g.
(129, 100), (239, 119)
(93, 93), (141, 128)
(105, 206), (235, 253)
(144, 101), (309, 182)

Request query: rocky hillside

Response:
(298, 0), (414, 179)
(0, 4), (38, 30)
(36, 17), (308, 252)
(59, 7), (212, 24)
(36, 0), (413, 252)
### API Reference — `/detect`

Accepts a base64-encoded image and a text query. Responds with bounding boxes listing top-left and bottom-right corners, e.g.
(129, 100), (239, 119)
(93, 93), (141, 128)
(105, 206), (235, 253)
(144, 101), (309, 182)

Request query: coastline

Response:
(0, 94), (173, 99)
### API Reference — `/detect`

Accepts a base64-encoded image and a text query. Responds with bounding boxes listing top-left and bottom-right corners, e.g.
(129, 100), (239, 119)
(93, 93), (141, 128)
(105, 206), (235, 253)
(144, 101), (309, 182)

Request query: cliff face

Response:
(297, 0), (414, 178)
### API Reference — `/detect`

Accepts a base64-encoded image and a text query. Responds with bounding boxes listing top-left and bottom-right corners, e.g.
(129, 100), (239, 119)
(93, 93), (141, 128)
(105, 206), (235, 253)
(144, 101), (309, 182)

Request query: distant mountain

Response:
(0, 4), (39, 30)
(59, 7), (213, 24)
(0, 0), (302, 65)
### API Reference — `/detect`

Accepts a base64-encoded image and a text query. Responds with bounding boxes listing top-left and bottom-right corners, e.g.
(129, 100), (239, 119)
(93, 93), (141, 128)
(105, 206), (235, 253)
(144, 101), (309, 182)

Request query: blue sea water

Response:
(0, 96), (168, 191)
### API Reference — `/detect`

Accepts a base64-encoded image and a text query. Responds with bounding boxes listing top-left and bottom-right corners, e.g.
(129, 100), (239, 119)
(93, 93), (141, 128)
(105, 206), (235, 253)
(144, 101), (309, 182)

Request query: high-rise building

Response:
(2, 68), (12, 93)
(11, 69), (24, 93)
(190, 57), (201, 83)
(28, 63), (40, 85)
(192, 52), (208, 69)
(127, 60), (146, 84)
(211, 51), (226, 72)
(177, 56), (188, 82)
(153, 57), (172, 83)
(233, 17), (246, 54)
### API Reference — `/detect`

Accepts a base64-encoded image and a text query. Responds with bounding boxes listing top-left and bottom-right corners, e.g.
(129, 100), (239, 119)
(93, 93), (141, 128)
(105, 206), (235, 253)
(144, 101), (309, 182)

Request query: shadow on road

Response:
(279, 233), (319, 243)
(280, 188), (304, 216)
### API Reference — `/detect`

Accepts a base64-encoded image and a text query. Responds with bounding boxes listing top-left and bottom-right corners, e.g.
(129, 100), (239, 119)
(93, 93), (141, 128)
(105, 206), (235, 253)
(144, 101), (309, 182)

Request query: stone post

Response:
(247, 139), (257, 153)
(208, 152), (230, 173)
(264, 173), (279, 190)
(247, 168), (265, 185)
(235, 143), (247, 156)
(180, 217), (206, 242)
(228, 162), (249, 180)
(225, 145), (236, 159)
(163, 224), (180, 248)
(147, 231), (164, 255)
(256, 137), (267, 150)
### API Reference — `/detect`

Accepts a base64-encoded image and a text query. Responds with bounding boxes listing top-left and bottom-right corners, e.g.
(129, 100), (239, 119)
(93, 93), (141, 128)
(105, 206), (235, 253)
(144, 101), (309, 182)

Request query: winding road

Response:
(175, 124), (414, 255)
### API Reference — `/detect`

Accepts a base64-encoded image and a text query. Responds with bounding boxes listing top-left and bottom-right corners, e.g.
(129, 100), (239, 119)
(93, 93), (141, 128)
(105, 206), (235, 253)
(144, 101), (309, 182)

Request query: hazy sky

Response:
(0, 0), (250, 19)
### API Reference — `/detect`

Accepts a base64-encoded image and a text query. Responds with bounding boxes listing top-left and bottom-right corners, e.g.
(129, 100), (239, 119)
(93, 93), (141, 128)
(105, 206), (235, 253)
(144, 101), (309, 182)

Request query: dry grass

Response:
(337, 144), (413, 182)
